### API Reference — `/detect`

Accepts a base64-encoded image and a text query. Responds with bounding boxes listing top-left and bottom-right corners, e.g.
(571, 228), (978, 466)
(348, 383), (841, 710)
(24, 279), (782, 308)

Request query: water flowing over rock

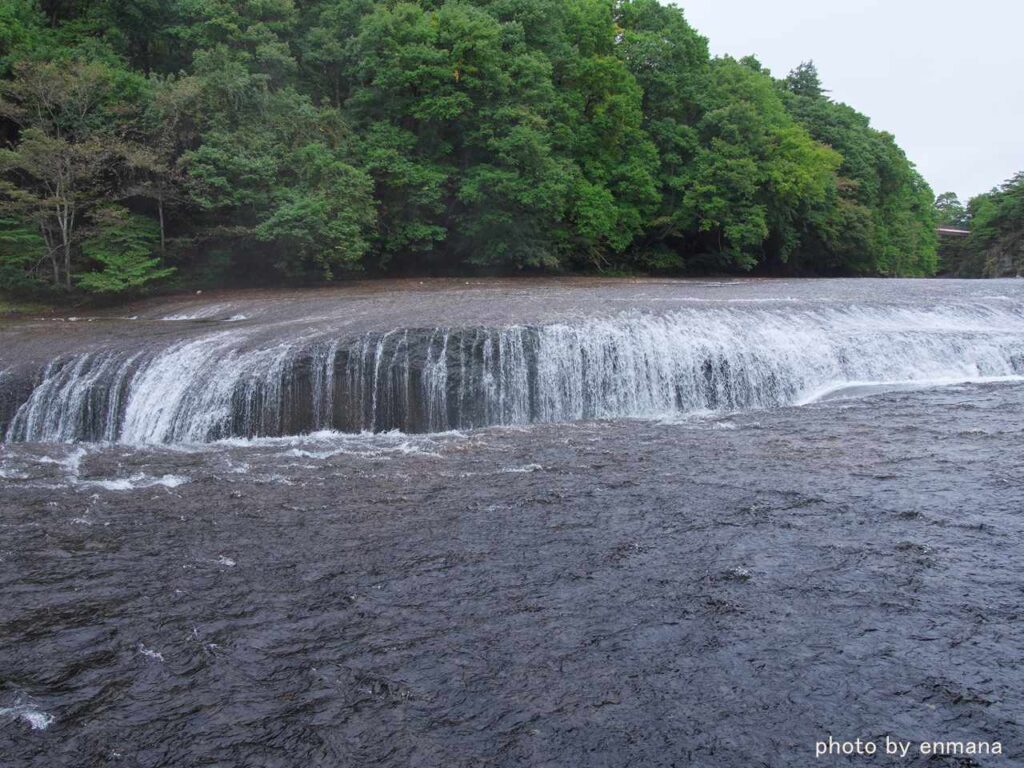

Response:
(4, 302), (1024, 444)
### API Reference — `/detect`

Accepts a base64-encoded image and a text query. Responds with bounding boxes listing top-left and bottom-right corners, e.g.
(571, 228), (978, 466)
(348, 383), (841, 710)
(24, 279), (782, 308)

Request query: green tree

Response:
(681, 57), (839, 270)
(0, 58), (168, 291)
(557, 0), (659, 268)
(348, 1), (571, 269)
(0, 0), (45, 75)
(616, 0), (707, 267)
(782, 62), (938, 275)
(77, 204), (174, 292)
(969, 173), (1024, 276)
(254, 142), (376, 278)
(0, 215), (46, 292)
(296, 0), (374, 108)
(786, 60), (825, 99)
(935, 191), (968, 228)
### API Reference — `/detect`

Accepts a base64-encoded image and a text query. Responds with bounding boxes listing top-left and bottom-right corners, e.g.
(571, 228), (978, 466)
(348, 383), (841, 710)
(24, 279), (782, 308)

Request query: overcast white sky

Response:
(673, 0), (1023, 201)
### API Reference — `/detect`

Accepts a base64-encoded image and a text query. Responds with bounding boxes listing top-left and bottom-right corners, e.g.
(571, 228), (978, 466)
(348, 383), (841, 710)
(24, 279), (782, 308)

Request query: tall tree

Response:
(0, 59), (168, 290)
(786, 60), (825, 99)
(681, 57), (839, 270)
(616, 0), (708, 268)
(782, 61), (938, 275)
(935, 191), (968, 228)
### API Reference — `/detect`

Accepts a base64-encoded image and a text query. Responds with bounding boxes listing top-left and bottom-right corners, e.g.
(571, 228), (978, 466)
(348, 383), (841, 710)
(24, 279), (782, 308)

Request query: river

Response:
(1, 278), (1022, 766)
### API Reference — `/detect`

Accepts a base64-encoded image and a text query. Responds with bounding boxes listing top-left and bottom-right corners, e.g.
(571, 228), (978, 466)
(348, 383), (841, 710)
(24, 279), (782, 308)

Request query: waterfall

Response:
(4, 304), (1024, 444)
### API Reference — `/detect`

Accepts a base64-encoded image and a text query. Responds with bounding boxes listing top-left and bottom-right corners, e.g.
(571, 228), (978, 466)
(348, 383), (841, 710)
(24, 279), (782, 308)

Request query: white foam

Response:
(796, 375), (1024, 406)
(38, 447), (87, 476)
(160, 304), (232, 321)
(211, 428), (465, 449)
(0, 704), (54, 730)
(138, 644), (165, 662)
(502, 463), (544, 473)
(286, 447), (351, 460)
(80, 473), (189, 491)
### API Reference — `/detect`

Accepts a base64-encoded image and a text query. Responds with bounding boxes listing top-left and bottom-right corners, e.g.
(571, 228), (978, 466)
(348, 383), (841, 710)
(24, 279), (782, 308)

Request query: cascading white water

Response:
(310, 338), (340, 431)
(4, 304), (1024, 444)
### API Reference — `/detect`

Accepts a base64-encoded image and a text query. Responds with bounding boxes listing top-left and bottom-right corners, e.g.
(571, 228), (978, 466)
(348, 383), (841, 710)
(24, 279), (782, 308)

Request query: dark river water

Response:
(1, 279), (1023, 766)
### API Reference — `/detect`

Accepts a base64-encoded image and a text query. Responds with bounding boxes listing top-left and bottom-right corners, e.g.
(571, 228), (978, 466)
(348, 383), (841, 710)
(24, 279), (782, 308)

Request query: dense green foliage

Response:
(936, 174), (1024, 277)
(0, 0), (939, 296)
(781, 62), (937, 276)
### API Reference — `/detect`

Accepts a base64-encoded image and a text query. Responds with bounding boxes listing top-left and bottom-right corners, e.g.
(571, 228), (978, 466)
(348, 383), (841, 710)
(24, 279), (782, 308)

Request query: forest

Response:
(936, 175), (1024, 278)
(0, 0), (942, 298)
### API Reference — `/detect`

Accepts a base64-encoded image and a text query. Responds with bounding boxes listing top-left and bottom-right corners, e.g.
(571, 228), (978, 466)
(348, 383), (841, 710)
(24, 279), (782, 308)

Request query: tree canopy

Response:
(0, 0), (940, 297)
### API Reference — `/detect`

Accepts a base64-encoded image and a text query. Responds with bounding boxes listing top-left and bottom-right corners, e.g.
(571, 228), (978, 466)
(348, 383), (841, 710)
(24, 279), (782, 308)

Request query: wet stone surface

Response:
(1, 381), (1023, 767)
